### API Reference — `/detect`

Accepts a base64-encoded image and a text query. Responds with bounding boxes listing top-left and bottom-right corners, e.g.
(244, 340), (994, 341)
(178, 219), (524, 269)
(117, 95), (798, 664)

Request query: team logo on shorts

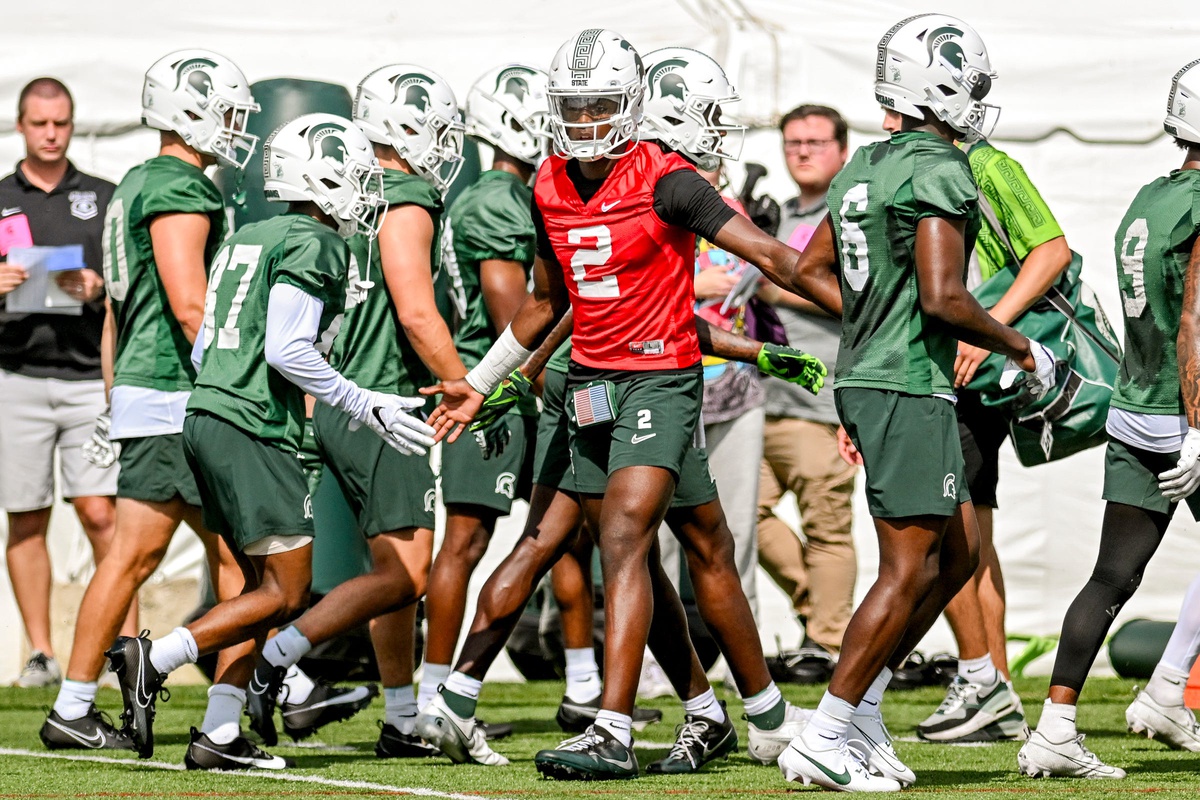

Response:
(942, 473), (956, 499)
(423, 488), (436, 514)
(69, 191), (98, 220)
(495, 472), (516, 499)
(303, 494), (313, 520)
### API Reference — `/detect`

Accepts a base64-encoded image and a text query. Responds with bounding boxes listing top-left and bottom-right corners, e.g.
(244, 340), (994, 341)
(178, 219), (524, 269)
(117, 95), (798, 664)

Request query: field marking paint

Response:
(0, 748), (512, 799)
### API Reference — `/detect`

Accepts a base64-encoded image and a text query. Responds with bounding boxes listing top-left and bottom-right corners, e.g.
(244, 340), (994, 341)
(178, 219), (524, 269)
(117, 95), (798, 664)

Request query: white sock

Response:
(682, 687), (726, 724)
(801, 692), (855, 747)
(742, 682), (783, 717)
(263, 626), (312, 669)
(201, 683), (246, 745)
(1035, 699), (1078, 741)
(53, 679), (98, 721)
(595, 709), (633, 747)
(959, 654), (1000, 687)
(384, 685), (418, 733)
(418, 663), (451, 711)
(564, 647), (601, 703)
(283, 664), (316, 705)
(444, 671), (483, 701)
(149, 627), (198, 675)
(1145, 663), (1190, 708)
(855, 667), (893, 718)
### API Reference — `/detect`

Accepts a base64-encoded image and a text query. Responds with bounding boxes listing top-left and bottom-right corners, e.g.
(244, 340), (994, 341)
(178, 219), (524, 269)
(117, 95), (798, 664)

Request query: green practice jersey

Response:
(443, 170), (538, 415)
(546, 337), (573, 374)
(329, 170), (443, 394)
(103, 156), (227, 392)
(1109, 169), (1200, 415)
(829, 131), (979, 396)
(188, 214), (348, 450)
(968, 142), (1064, 283)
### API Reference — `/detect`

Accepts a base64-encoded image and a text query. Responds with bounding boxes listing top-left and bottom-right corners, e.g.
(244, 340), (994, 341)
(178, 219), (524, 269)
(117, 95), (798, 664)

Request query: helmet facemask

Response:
(203, 96), (261, 169)
(549, 91), (639, 161)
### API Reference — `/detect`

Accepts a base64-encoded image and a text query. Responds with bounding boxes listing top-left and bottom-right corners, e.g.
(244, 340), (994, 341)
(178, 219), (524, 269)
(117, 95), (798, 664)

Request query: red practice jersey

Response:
(534, 142), (701, 371)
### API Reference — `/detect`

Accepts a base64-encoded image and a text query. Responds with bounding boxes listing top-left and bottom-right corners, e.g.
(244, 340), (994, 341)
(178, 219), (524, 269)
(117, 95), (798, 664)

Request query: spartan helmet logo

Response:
(494, 472), (516, 500)
(423, 488), (436, 514)
(926, 25), (966, 70)
(619, 38), (644, 79)
(649, 59), (689, 102)
(503, 77), (528, 101)
(942, 473), (957, 499)
(175, 57), (219, 101)
(390, 73), (433, 112)
(305, 121), (350, 166)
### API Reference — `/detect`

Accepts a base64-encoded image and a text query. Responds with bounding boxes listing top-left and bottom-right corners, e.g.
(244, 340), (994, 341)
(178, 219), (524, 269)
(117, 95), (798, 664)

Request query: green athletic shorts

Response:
(836, 387), (969, 518)
(312, 403), (437, 535)
(534, 369), (574, 492)
(1103, 436), (1200, 520)
(115, 433), (201, 506)
(567, 370), (702, 495)
(671, 442), (719, 508)
(440, 413), (537, 513)
(182, 412), (314, 551)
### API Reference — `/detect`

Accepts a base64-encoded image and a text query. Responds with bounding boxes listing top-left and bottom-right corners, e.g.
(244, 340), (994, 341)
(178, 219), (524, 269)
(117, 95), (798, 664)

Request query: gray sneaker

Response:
(916, 675), (1018, 741)
(16, 651), (62, 688)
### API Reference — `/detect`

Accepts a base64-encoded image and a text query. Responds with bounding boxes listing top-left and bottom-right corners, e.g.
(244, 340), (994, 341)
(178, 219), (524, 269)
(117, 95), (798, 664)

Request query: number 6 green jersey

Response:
(1109, 169), (1200, 416)
(827, 131), (980, 396)
(187, 213), (349, 450)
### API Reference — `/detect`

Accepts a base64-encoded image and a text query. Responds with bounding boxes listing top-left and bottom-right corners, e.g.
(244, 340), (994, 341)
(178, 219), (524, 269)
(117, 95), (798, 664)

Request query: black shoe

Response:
(281, 682), (378, 741)
(478, 718), (513, 741)
(535, 725), (639, 781)
(769, 639), (836, 685)
(556, 695), (664, 734)
(246, 657), (288, 747)
(646, 713), (738, 774)
(184, 727), (292, 770)
(40, 706), (135, 751)
(105, 633), (166, 759)
(375, 720), (440, 758)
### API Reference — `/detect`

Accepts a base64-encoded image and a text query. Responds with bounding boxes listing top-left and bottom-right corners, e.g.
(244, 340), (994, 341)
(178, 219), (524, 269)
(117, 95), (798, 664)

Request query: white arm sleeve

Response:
(465, 325), (534, 395)
(264, 282), (372, 421)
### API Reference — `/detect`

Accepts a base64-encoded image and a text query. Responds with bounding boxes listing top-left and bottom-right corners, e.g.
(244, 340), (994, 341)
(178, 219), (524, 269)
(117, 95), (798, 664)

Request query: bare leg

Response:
(551, 526), (595, 651)
(645, 540), (709, 702)
(425, 505), (499, 667)
(372, 603), (419, 688)
(6, 508), (55, 655)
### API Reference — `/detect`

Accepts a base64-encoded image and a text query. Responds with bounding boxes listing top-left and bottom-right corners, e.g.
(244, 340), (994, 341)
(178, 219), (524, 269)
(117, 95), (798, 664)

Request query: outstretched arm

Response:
(1158, 235), (1200, 501)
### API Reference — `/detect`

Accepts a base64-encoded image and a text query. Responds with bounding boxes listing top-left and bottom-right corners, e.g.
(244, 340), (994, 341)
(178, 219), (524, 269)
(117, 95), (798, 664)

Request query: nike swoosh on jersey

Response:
(1, 207), (21, 216)
(601, 201), (620, 212)
(792, 745), (852, 786)
(630, 433), (657, 444)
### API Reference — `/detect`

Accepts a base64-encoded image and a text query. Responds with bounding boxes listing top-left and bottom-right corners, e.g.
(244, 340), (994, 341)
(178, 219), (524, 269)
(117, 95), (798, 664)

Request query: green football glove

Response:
(756, 343), (828, 395)
(469, 369), (533, 432)
(473, 417), (512, 460)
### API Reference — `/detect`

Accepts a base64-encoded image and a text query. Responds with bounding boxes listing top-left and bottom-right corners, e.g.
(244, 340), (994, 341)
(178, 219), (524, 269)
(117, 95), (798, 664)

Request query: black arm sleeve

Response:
(531, 193), (564, 271)
(653, 169), (738, 242)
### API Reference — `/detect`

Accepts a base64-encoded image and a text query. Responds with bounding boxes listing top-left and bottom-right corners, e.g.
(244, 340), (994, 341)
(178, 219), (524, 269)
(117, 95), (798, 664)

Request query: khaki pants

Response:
(757, 417), (857, 652)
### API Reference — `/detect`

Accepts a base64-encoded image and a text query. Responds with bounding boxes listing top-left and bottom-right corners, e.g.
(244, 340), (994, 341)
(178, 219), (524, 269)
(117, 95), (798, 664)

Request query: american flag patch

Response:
(573, 382), (616, 427)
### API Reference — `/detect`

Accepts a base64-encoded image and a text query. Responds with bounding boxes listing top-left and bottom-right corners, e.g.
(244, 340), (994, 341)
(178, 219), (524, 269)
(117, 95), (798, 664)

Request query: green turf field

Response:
(0, 677), (1195, 798)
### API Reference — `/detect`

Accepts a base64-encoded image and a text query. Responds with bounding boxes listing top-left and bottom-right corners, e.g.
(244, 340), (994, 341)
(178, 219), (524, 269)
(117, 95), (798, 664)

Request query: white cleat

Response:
(1126, 689), (1200, 752)
(1017, 730), (1126, 779)
(413, 693), (509, 766)
(848, 712), (916, 788)
(747, 702), (811, 765)
(779, 734), (902, 792)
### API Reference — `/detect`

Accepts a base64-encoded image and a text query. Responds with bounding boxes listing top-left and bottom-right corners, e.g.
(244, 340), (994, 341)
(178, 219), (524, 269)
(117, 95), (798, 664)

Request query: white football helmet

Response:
(262, 113), (387, 239)
(547, 29), (645, 161)
(1166, 59), (1200, 145)
(354, 65), (464, 195)
(466, 64), (551, 166)
(642, 47), (745, 170)
(142, 49), (260, 169)
(874, 14), (998, 142)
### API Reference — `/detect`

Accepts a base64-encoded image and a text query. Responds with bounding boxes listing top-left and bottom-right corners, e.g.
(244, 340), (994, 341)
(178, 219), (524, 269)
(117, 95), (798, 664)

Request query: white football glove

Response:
(1159, 427), (1200, 502)
(81, 411), (120, 469)
(998, 339), (1056, 401)
(350, 393), (436, 456)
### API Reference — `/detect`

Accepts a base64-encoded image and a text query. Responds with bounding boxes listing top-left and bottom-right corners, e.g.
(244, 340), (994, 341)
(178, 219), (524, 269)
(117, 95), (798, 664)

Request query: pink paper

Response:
(787, 223), (817, 253)
(0, 214), (34, 257)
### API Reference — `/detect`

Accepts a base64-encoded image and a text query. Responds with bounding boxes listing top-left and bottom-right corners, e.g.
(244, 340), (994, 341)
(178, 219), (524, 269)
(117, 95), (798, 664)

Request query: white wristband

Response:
(465, 326), (533, 395)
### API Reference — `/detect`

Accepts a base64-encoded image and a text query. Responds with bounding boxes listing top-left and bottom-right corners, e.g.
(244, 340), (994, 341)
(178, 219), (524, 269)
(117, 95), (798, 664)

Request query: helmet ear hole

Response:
(935, 84), (956, 98)
(320, 178), (340, 190)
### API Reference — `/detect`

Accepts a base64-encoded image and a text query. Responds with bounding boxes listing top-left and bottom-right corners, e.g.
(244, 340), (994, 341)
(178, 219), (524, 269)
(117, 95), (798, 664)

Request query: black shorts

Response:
(956, 389), (1010, 509)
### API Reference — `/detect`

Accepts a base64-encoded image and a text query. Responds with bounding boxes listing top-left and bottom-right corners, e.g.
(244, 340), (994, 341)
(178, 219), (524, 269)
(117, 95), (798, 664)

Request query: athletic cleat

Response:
(16, 651), (62, 688)
(779, 734), (902, 792)
(848, 712), (915, 787)
(556, 694), (663, 733)
(281, 682), (378, 741)
(478, 719), (513, 740)
(105, 633), (166, 759)
(246, 658), (288, 747)
(184, 728), (292, 771)
(646, 713), (738, 774)
(1126, 689), (1200, 751)
(376, 720), (440, 758)
(747, 702), (811, 765)
(916, 675), (1018, 741)
(413, 692), (509, 765)
(534, 725), (639, 781)
(40, 707), (134, 751)
(1018, 729), (1126, 779)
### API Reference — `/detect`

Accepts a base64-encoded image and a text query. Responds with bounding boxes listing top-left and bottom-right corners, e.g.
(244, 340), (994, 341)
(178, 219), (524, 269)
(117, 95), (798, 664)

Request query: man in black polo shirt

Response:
(0, 78), (132, 687)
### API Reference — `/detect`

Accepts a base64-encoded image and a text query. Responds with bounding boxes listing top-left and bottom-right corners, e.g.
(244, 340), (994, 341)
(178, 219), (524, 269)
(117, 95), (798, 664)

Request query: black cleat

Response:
(246, 657), (288, 747)
(376, 720), (441, 759)
(646, 712), (738, 774)
(556, 695), (664, 734)
(535, 725), (639, 781)
(184, 727), (292, 771)
(281, 682), (378, 741)
(40, 707), (135, 751)
(478, 718), (513, 741)
(105, 633), (165, 759)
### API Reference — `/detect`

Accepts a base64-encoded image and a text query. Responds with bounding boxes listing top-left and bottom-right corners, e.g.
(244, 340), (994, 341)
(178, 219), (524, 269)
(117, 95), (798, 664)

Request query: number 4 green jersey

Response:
(828, 131), (980, 396)
(1110, 169), (1200, 416)
(188, 214), (349, 450)
(103, 155), (227, 392)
